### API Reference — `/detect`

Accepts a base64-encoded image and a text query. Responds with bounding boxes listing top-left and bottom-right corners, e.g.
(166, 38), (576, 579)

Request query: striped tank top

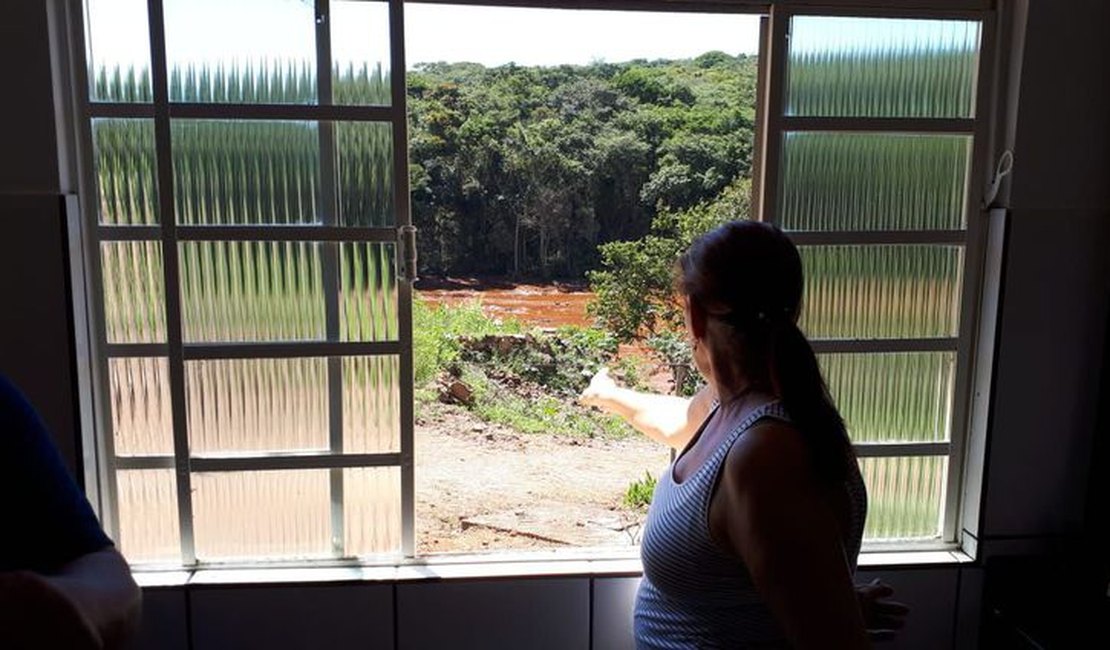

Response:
(634, 401), (868, 649)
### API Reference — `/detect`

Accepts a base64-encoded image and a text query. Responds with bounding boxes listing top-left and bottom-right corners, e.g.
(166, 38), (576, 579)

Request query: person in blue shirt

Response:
(0, 374), (141, 649)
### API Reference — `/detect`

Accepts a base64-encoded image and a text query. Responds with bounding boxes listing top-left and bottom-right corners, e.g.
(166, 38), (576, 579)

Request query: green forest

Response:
(407, 52), (758, 278)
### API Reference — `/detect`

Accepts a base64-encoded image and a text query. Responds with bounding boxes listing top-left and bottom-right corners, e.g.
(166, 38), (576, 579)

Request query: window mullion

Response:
(146, 0), (195, 566)
(757, 5), (790, 224)
(388, 0), (416, 559)
(945, 11), (998, 546)
(67, 0), (121, 545)
(314, 0), (347, 558)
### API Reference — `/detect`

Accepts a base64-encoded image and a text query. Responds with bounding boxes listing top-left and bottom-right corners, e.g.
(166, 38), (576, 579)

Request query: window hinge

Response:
(398, 225), (418, 282)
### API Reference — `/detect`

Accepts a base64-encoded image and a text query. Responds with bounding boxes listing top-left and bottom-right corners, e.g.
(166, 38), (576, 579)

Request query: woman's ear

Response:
(687, 299), (709, 341)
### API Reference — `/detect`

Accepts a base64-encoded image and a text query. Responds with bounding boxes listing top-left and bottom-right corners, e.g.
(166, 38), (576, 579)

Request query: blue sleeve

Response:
(0, 374), (112, 572)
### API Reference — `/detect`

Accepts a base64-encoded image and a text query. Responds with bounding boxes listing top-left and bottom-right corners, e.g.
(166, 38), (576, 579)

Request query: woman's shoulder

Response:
(721, 416), (812, 494)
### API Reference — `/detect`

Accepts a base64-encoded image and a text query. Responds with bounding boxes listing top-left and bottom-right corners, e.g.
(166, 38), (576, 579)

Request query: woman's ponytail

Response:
(768, 320), (853, 484)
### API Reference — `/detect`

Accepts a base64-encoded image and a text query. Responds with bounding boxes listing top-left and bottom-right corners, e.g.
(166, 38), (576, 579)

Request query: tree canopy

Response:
(407, 52), (758, 279)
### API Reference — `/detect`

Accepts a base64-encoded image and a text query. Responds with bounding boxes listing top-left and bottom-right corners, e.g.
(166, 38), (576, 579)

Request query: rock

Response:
(440, 379), (474, 406)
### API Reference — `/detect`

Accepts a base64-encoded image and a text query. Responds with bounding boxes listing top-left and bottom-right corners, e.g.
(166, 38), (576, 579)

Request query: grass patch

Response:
(623, 471), (658, 509)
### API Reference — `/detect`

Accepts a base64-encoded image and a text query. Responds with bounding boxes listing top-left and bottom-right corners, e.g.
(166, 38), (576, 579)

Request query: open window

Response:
(70, 0), (996, 568)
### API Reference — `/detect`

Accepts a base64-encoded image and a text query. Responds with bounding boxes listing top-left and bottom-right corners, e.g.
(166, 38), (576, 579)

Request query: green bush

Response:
(463, 366), (635, 439)
(646, 331), (705, 397)
(458, 325), (618, 397)
(412, 298), (522, 387)
(589, 177), (751, 343)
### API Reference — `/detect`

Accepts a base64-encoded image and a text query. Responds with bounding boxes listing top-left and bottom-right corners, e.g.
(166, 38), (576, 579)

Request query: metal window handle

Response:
(399, 225), (418, 282)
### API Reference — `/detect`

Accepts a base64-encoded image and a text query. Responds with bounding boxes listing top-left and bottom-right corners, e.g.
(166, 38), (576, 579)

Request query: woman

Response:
(581, 221), (871, 648)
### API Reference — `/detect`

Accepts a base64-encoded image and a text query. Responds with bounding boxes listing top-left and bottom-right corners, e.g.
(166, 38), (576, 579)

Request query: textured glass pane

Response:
(344, 467), (401, 556)
(337, 123), (394, 226)
(179, 241), (325, 343)
(110, 357), (173, 455)
(93, 119), (158, 225)
(340, 243), (398, 341)
(84, 0), (153, 102)
(787, 17), (980, 118)
(164, 0), (316, 104)
(821, 353), (954, 443)
(116, 470), (180, 563)
(172, 120), (320, 225)
(101, 241), (166, 344)
(332, 1), (392, 106)
(779, 133), (970, 231)
(186, 358), (328, 454)
(193, 470), (330, 560)
(799, 245), (963, 339)
(860, 456), (946, 540)
(344, 356), (400, 453)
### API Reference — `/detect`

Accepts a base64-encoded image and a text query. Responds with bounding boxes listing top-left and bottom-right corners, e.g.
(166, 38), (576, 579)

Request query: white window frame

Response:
(754, 3), (998, 551)
(67, 0), (416, 566)
(63, 0), (1001, 569)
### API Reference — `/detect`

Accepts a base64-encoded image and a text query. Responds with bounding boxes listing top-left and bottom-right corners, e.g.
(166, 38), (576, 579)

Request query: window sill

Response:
(132, 547), (974, 589)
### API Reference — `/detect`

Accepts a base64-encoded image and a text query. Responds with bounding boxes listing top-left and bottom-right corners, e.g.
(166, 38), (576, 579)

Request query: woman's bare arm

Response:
(714, 422), (869, 649)
(578, 367), (715, 449)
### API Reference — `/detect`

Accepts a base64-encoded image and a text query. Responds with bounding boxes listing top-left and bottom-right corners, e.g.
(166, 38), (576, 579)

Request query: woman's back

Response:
(634, 402), (867, 648)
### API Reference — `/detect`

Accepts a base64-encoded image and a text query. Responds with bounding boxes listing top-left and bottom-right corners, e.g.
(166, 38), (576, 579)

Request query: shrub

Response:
(646, 330), (704, 397)
(458, 325), (618, 397)
(412, 298), (522, 387)
(588, 177), (751, 343)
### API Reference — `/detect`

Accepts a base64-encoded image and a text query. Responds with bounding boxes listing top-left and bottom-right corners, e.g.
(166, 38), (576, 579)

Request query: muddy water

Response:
(417, 280), (595, 328)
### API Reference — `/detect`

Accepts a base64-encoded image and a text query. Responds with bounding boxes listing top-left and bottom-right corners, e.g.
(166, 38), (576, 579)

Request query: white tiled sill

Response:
(133, 547), (974, 589)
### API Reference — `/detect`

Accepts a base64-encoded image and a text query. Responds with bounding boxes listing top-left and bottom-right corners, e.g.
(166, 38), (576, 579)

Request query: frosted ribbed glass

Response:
(84, 0), (153, 102)
(820, 352), (954, 443)
(787, 17), (980, 118)
(179, 240), (325, 343)
(860, 456), (946, 540)
(185, 358), (328, 454)
(164, 0), (316, 104)
(116, 469), (180, 563)
(344, 356), (400, 453)
(193, 470), (330, 560)
(799, 245), (963, 339)
(340, 243), (398, 341)
(337, 122), (395, 226)
(171, 120), (320, 225)
(109, 357), (173, 455)
(101, 241), (166, 344)
(93, 119), (158, 225)
(779, 133), (970, 231)
(332, 1), (392, 106)
(344, 467), (402, 556)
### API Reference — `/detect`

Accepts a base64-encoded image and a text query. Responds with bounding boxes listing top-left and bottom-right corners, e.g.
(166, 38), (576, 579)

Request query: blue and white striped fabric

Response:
(634, 401), (867, 649)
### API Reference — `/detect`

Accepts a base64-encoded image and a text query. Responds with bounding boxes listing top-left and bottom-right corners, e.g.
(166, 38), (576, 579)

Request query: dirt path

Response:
(415, 401), (671, 554)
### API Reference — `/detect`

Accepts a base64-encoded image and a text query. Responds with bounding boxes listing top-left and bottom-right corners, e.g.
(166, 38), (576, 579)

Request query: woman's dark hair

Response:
(679, 220), (854, 484)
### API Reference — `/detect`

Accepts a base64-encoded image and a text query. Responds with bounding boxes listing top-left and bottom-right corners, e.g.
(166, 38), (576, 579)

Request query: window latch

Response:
(983, 150), (1014, 209)
(398, 225), (418, 283)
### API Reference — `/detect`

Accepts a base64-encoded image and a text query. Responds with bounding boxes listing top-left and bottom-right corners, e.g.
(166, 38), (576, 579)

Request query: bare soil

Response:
(415, 400), (671, 554)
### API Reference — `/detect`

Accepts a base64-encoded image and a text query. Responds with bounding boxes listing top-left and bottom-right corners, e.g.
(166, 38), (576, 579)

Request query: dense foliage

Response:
(408, 52), (758, 279)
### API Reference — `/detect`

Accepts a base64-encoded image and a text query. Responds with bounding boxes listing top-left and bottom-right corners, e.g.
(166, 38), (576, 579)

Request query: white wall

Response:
(2, 0), (1107, 648)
